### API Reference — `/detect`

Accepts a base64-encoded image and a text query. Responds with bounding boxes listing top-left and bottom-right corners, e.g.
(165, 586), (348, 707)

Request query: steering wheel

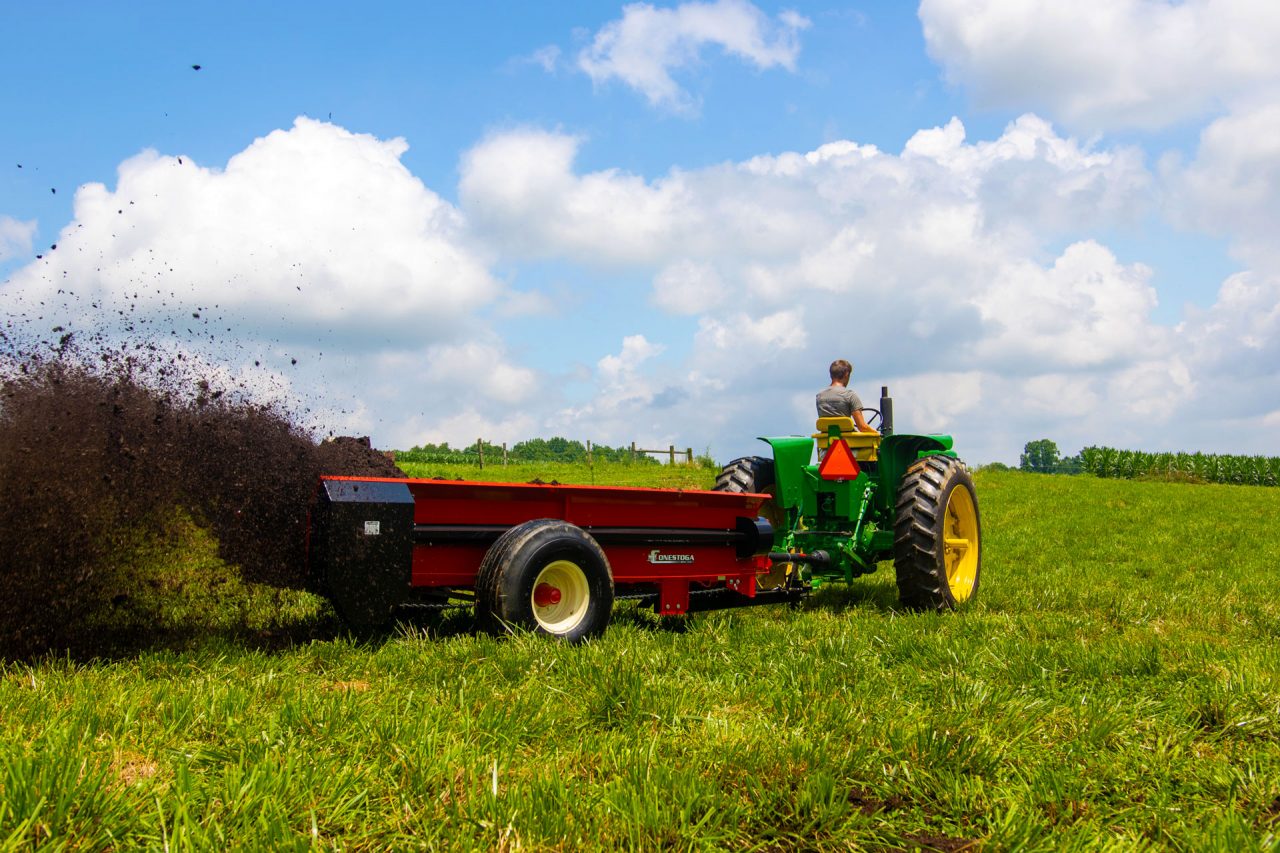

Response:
(857, 408), (882, 430)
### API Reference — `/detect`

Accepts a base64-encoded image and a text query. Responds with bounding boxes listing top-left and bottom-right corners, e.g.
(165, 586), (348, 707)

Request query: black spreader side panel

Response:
(312, 480), (415, 627)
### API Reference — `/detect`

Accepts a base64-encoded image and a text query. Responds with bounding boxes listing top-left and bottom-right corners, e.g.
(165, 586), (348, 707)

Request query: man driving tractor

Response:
(816, 359), (879, 434)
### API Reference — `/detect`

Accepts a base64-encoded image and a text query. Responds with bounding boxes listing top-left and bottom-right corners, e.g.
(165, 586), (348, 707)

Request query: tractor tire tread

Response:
(892, 455), (980, 610)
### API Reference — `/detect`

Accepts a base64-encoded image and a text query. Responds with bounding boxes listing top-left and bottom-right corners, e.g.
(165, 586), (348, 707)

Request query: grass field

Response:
(2, 468), (1279, 850)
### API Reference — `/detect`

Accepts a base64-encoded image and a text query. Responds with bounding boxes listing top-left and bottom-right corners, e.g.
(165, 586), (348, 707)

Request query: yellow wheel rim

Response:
(756, 485), (792, 590)
(532, 560), (590, 634)
(942, 486), (979, 602)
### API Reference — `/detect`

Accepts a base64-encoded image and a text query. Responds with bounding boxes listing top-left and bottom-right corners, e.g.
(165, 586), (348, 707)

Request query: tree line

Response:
(395, 437), (662, 465)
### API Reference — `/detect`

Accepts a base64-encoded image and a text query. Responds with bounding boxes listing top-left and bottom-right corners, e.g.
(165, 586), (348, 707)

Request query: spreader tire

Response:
(475, 519), (614, 642)
(893, 455), (981, 610)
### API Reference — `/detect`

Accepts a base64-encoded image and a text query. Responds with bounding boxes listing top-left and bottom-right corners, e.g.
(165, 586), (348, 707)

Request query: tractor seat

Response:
(813, 416), (881, 461)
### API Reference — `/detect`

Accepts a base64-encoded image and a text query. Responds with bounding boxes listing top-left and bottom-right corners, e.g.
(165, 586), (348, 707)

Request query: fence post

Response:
(587, 440), (593, 466)
(668, 445), (675, 465)
(477, 437), (484, 470)
(502, 442), (508, 466)
(631, 441), (637, 461)
(686, 447), (693, 465)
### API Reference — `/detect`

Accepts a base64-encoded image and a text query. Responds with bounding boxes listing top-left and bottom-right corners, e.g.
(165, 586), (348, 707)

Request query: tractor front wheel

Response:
(893, 455), (981, 609)
(475, 519), (615, 642)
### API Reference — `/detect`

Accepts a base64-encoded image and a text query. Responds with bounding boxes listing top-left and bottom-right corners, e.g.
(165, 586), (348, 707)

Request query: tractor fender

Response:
(757, 435), (814, 512)
(875, 434), (956, 512)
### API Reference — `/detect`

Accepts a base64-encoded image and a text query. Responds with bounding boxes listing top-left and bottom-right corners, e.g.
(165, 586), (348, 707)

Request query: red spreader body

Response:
(309, 476), (778, 639)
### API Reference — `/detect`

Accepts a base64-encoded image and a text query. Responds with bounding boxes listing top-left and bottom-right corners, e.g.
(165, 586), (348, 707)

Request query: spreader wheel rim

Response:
(943, 484), (979, 602)
(531, 559), (591, 634)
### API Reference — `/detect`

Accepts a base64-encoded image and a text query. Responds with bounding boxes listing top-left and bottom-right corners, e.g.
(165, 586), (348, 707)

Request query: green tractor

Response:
(714, 386), (981, 609)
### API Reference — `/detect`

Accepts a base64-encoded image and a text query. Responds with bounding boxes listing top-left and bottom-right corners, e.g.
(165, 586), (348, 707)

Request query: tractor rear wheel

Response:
(893, 455), (981, 610)
(713, 456), (789, 590)
(475, 519), (614, 642)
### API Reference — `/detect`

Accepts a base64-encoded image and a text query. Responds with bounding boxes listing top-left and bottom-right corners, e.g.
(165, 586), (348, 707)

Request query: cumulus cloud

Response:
(0, 118), (545, 452)
(1170, 103), (1280, 268)
(462, 117), (1150, 274)
(460, 128), (689, 265)
(0, 216), (36, 264)
(972, 241), (1164, 373)
(919, 0), (1280, 131)
(598, 334), (664, 392)
(3, 118), (500, 348)
(578, 0), (810, 112)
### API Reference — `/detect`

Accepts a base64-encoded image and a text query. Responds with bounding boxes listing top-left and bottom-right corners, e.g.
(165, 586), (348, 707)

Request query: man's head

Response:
(829, 359), (852, 385)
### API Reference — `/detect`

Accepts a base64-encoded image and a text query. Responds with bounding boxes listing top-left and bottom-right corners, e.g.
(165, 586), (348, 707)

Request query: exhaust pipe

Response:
(879, 385), (894, 435)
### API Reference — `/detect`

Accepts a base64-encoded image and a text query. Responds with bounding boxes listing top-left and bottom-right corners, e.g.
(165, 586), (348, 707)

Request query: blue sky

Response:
(3, 1), (1278, 463)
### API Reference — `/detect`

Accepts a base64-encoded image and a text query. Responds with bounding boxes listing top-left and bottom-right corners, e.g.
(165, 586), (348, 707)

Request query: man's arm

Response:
(852, 408), (879, 435)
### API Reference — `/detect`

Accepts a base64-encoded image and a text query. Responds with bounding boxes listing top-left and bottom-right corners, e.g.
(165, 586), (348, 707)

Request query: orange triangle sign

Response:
(819, 438), (861, 481)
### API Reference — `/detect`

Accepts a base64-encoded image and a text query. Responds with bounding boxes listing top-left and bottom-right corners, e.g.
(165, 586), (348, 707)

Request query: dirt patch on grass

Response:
(326, 679), (371, 693)
(896, 832), (979, 852)
(847, 786), (907, 815)
(112, 751), (159, 786)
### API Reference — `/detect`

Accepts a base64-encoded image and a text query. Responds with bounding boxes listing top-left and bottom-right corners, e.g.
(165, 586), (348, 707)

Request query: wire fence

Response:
(392, 439), (701, 470)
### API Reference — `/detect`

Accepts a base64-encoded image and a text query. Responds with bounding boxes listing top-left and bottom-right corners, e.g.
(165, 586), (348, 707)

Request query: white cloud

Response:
(696, 309), (806, 352)
(401, 407), (541, 450)
(919, 0), (1280, 131)
(6, 105), (1276, 464)
(409, 340), (541, 405)
(578, 0), (810, 113)
(2, 118), (500, 347)
(526, 45), (562, 73)
(883, 371), (984, 433)
(460, 128), (688, 265)
(0, 118), (542, 455)
(535, 334), (690, 449)
(652, 259), (725, 313)
(1170, 103), (1280, 269)
(598, 333), (664, 390)
(972, 241), (1164, 373)
(461, 116), (1150, 274)
(458, 113), (1280, 462)
(0, 216), (36, 263)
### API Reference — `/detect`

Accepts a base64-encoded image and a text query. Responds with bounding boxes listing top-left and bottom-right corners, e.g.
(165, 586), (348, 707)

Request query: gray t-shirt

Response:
(816, 385), (863, 418)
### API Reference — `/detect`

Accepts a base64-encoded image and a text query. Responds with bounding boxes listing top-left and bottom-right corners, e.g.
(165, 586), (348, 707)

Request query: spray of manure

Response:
(0, 329), (403, 660)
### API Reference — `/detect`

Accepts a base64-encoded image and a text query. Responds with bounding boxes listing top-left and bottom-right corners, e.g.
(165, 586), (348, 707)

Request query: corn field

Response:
(1079, 446), (1280, 486)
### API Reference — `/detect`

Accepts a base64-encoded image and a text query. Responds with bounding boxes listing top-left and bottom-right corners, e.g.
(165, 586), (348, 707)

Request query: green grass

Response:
(2, 470), (1279, 850)
(396, 459), (719, 490)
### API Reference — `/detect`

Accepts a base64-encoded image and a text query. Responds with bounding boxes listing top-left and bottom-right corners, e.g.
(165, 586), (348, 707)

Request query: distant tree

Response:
(979, 461), (1012, 472)
(1055, 454), (1083, 475)
(1020, 439), (1061, 474)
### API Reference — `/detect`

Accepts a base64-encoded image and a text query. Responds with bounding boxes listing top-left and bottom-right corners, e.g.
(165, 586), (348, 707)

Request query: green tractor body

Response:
(715, 389), (982, 609)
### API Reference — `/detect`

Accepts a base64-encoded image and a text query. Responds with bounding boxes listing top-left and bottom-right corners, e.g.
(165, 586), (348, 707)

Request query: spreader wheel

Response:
(475, 519), (614, 642)
(714, 456), (789, 590)
(892, 455), (981, 610)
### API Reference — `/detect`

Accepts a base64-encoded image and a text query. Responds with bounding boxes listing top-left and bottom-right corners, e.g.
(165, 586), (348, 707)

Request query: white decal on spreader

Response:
(364, 520), (381, 536)
(648, 549), (694, 564)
